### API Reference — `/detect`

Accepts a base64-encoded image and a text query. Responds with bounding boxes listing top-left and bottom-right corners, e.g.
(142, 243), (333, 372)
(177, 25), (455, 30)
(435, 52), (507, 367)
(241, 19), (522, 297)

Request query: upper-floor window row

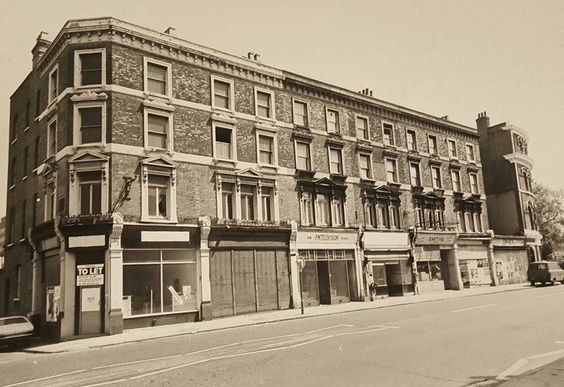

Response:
(75, 49), (106, 87)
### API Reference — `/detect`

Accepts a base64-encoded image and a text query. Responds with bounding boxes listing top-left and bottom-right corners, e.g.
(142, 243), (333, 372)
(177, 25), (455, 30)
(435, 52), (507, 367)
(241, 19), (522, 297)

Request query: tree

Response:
(533, 183), (564, 259)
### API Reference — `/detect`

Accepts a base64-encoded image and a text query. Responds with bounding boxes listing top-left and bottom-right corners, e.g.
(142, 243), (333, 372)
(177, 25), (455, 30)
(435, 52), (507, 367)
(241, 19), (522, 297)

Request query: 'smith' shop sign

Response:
(76, 264), (104, 286)
(416, 232), (456, 246)
(297, 231), (358, 249)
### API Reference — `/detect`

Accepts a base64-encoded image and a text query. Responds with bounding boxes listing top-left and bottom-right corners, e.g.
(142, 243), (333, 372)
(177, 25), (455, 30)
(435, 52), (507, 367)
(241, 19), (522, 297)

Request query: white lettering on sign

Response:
(416, 233), (456, 246)
(296, 231), (358, 249)
(76, 264), (104, 286)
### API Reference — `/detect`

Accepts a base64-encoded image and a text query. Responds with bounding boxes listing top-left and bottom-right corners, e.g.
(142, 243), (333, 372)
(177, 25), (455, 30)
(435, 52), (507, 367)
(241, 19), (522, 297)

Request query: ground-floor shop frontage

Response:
(457, 236), (495, 288)
(491, 236), (530, 285)
(208, 227), (292, 318)
(295, 230), (361, 306)
(362, 231), (413, 298)
(414, 231), (460, 291)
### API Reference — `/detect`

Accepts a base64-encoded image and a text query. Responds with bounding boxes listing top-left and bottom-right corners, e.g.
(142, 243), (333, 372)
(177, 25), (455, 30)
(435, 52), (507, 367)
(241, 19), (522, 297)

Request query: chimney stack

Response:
(476, 111), (490, 131)
(32, 31), (51, 69)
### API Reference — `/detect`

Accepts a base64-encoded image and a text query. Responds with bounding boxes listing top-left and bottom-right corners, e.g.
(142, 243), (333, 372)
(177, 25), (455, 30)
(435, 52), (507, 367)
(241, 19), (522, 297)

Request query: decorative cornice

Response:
(70, 90), (108, 102)
(503, 152), (534, 170)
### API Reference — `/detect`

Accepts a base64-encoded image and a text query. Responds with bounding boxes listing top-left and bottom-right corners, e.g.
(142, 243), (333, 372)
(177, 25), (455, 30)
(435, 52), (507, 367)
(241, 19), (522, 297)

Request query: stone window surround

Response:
(406, 129), (417, 151)
(354, 113), (370, 140)
(357, 151), (373, 180)
(143, 57), (173, 99)
(385, 157), (399, 183)
(68, 151), (110, 216)
(140, 157), (178, 223)
(43, 172), (57, 222)
(447, 138), (458, 159)
(211, 74), (235, 112)
(74, 48), (107, 88)
(427, 134), (438, 156)
(328, 145), (345, 175)
(255, 125), (278, 168)
(469, 171), (479, 194)
(253, 86), (275, 121)
(409, 160), (421, 187)
(72, 97), (108, 147)
(298, 181), (347, 228)
(143, 104), (175, 153)
(382, 120), (395, 146)
(292, 98), (310, 128)
(46, 115), (57, 159)
(212, 118), (237, 163)
(215, 172), (279, 223)
(293, 137), (314, 171)
(325, 107), (340, 134)
(430, 164), (443, 189)
(465, 142), (476, 163)
(48, 64), (59, 106)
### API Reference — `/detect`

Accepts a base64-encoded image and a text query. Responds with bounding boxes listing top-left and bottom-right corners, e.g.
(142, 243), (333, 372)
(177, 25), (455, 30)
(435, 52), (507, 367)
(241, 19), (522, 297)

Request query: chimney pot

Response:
(32, 31), (51, 69)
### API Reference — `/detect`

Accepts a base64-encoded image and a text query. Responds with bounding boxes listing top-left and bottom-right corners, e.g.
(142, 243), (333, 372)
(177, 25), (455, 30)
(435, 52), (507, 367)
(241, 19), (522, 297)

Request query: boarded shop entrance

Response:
(210, 249), (291, 318)
(299, 249), (356, 306)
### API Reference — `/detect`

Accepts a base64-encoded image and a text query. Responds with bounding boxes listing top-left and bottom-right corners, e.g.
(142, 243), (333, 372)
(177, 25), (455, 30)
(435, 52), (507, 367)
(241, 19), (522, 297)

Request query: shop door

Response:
(79, 286), (102, 335)
(317, 261), (331, 304)
(232, 250), (256, 314)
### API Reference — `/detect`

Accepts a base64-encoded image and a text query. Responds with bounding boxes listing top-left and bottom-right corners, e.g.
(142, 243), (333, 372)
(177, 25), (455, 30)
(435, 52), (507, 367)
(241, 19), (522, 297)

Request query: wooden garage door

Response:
(232, 250), (256, 314)
(276, 250), (291, 309)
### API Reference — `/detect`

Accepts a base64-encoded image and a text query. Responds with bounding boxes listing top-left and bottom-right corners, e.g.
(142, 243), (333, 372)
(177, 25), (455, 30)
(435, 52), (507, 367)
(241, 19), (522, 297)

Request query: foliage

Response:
(533, 183), (564, 259)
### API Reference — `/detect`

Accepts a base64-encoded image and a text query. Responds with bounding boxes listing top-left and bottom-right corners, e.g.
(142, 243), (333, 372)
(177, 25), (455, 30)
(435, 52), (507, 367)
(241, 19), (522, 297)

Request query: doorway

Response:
(79, 286), (103, 335)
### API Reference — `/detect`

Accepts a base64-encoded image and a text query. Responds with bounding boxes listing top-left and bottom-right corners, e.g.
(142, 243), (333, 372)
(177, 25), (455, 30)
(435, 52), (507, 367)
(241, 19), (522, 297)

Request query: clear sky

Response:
(0, 0), (563, 216)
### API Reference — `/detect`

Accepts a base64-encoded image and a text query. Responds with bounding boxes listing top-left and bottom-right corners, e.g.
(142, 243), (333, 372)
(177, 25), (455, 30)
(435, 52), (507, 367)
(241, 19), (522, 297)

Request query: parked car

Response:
(528, 261), (564, 286)
(0, 316), (34, 348)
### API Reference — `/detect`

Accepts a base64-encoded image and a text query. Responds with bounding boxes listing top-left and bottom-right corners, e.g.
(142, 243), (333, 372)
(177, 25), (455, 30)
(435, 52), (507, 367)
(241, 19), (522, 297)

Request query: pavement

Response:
(24, 282), (532, 354)
(500, 357), (564, 386)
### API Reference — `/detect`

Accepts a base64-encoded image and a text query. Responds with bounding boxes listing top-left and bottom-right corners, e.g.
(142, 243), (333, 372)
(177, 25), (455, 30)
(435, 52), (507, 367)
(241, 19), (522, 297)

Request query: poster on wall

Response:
(81, 287), (101, 312)
(46, 286), (60, 322)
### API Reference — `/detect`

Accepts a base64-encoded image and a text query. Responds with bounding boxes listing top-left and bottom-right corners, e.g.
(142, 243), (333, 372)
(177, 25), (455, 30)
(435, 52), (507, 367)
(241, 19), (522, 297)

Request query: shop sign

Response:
(296, 231), (357, 249)
(492, 238), (525, 248)
(76, 264), (104, 286)
(363, 232), (409, 249)
(416, 232), (456, 246)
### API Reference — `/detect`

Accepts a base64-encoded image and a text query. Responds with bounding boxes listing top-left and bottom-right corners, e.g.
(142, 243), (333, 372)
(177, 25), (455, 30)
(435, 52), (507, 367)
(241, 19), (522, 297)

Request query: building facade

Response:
(477, 112), (541, 284)
(2, 18), (495, 340)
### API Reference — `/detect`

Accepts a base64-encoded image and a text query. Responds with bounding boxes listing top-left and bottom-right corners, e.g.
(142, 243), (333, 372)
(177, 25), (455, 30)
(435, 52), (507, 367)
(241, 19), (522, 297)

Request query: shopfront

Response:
(414, 231), (458, 291)
(492, 236), (529, 285)
(457, 237), (493, 288)
(121, 224), (200, 329)
(296, 230), (360, 306)
(362, 231), (412, 297)
(208, 227), (292, 318)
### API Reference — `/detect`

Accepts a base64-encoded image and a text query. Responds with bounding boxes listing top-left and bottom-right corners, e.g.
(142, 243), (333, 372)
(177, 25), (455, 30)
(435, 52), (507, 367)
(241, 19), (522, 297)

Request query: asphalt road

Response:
(1, 284), (563, 387)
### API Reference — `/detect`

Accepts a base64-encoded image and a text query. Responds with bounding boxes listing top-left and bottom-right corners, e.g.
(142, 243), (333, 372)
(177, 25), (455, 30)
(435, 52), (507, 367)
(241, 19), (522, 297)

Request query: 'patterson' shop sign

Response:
(296, 231), (358, 249)
(415, 232), (456, 246)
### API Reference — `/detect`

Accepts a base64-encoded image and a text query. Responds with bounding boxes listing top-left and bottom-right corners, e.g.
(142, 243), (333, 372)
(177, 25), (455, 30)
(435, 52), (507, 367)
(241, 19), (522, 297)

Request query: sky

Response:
(0, 0), (563, 217)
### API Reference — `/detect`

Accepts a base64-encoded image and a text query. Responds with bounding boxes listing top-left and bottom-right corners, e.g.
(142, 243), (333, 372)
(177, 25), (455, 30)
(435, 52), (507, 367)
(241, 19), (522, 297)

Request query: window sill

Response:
(12, 298), (21, 303)
(10, 138), (18, 145)
(140, 217), (177, 224)
(24, 126), (30, 132)
(22, 176), (28, 181)
(258, 164), (279, 174)
(143, 91), (172, 101)
(212, 158), (237, 168)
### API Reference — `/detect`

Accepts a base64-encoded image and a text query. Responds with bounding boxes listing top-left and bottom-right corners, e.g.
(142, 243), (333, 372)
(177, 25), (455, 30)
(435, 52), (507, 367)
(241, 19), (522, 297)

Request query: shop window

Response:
(407, 130), (417, 151)
(75, 49), (105, 87)
(326, 109), (339, 133)
(79, 171), (102, 215)
(144, 58), (171, 97)
(293, 100), (308, 127)
(255, 89), (273, 119)
(296, 141), (312, 171)
(359, 153), (372, 180)
(212, 77), (234, 110)
(123, 249), (198, 317)
(356, 115), (369, 140)
(383, 123), (394, 146)
(428, 135), (438, 156)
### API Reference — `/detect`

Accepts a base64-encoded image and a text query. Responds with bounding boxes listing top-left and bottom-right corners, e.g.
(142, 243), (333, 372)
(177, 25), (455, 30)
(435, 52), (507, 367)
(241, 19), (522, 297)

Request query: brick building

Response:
(477, 112), (541, 284)
(1, 18), (496, 340)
